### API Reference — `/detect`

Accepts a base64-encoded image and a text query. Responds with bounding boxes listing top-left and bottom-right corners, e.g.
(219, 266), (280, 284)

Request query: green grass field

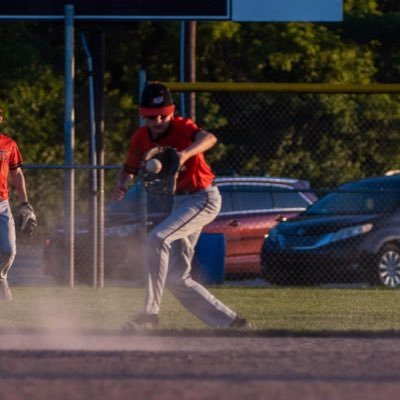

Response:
(1, 286), (400, 333)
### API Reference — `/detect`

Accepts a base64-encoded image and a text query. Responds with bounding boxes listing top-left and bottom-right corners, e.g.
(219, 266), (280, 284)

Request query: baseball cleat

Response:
(121, 313), (159, 332)
(0, 280), (12, 302)
(230, 316), (251, 328)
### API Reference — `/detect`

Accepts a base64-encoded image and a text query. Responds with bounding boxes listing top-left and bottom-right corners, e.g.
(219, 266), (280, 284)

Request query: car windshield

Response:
(305, 187), (400, 215)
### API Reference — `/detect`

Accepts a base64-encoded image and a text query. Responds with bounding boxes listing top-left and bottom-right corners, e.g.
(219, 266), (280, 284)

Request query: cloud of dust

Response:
(2, 241), (194, 352)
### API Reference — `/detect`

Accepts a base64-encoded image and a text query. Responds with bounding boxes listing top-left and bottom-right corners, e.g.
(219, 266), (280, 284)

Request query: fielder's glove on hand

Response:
(16, 202), (37, 236)
(139, 146), (181, 195)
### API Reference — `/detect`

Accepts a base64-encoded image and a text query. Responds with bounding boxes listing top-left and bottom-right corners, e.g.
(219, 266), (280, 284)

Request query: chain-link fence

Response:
(169, 84), (400, 188)
(13, 84), (400, 289)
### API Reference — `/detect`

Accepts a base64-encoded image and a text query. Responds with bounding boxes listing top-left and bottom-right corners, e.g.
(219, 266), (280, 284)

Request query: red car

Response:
(201, 177), (317, 278)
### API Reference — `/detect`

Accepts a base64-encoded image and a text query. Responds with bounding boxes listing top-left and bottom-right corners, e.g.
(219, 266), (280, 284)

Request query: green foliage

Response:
(2, 65), (64, 163)
(344, 0), (380, 14)
(1, 1), (400, 200)
(266, 132), (364, 187)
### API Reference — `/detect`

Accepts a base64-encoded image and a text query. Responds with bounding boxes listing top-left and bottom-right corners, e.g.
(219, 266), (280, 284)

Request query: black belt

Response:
(175, 188), (200, 195)
(175, 183), (215, 196)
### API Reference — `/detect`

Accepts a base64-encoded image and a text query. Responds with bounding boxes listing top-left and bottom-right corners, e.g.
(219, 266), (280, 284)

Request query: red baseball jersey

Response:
(0, 133), (23, 200)
(124, 116), (215, 193)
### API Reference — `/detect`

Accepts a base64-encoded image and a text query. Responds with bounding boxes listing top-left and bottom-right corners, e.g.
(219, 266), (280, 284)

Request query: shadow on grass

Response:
(2, 327), (400, 338)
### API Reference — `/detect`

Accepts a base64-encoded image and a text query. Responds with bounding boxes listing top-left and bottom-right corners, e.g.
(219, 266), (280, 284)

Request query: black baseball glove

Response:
(139, 146), (180, 195)
(16, 202), (38, 236)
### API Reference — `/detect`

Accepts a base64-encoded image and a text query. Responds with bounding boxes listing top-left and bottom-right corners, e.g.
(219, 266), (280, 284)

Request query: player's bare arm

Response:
(178, 130), (217, 166)
(113, 169), (134, 200)
(10, 167), (28, 203)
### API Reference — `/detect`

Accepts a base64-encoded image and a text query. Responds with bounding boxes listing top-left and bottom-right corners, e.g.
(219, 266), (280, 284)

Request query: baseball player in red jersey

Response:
(113, 83), (249, 329)
(0, 108), (36, 301)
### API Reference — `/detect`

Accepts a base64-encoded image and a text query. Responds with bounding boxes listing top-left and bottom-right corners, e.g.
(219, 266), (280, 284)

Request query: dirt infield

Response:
(1, 333), (400, 400)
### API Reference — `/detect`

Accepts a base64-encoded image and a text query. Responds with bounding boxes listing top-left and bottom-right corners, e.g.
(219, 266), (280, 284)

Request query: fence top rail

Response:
(23, 164), (121, 170)
(163, 82), (400, 93)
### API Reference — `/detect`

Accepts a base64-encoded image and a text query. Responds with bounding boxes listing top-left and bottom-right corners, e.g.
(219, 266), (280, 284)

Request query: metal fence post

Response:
(138, 69), (148, 284)
(64, 5), (75, 288)
(81, 32), (98, 288)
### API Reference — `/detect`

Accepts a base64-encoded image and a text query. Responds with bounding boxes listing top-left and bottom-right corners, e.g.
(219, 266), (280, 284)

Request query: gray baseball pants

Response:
(0, 200), (16, 282)
(144, 185), (237, 328)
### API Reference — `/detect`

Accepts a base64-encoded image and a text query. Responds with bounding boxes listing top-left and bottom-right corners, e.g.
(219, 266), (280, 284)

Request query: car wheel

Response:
(376, 244), (400, 288)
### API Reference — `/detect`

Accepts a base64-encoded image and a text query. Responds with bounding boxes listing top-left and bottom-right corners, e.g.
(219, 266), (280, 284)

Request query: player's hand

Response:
(112, 186), (127, 200)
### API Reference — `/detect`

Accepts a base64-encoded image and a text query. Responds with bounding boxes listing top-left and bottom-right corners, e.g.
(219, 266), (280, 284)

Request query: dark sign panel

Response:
(0, 0), (230, 20)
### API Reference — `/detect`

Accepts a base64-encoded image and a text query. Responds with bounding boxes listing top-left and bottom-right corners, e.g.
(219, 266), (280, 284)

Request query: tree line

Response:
(0, 0), (399, 190)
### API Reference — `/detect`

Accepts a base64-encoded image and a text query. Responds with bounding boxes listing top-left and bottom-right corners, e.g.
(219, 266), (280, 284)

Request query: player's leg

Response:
(166, 234), (237, 328)
(144, 186), (221, 315)
(123, 186), (249, 330)
(0, 200), (16, 301)
(122, 186), (222, 330)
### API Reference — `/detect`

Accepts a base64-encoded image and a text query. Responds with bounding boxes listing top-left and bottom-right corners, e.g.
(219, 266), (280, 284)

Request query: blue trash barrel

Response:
(194, 233), (225, 284)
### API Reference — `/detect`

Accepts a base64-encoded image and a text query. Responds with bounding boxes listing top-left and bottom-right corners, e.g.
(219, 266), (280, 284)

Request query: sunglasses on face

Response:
(145, 115), (170, 121)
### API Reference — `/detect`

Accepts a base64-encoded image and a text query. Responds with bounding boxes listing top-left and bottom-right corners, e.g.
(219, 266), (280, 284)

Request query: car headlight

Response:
(265, 227), (277, 240)
(264, 227), (285, 248)
(331, 223), (373, 243)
